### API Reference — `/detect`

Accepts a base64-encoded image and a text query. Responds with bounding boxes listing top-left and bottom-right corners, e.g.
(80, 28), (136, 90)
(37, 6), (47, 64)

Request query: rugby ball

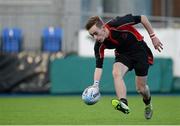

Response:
(82, 86), (101, 105)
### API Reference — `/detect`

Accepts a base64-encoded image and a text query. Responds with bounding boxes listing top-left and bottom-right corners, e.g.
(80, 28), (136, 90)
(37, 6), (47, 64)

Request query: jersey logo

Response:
(121, 33), (128, 40)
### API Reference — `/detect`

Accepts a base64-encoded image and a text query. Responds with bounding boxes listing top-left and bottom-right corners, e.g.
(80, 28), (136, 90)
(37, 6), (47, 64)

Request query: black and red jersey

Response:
(94, 14), (153, 68)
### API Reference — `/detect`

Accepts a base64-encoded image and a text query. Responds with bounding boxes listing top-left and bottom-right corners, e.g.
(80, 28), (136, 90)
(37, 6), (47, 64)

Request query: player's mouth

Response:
(98, 38), (104, 43)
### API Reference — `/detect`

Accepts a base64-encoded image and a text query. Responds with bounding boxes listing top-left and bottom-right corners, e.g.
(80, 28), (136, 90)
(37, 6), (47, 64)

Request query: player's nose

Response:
(94, 35), (97, 39)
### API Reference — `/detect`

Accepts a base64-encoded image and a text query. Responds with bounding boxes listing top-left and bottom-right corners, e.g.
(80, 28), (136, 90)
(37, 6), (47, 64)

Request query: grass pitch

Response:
(0, 95), (180, 125)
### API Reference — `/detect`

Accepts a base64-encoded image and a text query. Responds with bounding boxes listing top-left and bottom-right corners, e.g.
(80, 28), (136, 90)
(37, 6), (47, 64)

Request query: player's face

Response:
(88, 25), (107, 43)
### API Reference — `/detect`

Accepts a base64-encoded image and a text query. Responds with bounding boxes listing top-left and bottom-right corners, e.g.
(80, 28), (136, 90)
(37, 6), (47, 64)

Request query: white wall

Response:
(78, 28), (180, 77)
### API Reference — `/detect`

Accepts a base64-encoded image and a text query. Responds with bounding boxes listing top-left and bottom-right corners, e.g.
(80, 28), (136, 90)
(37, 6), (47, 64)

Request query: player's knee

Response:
(112, 69), (122, 79)
(136, 80), (146, 92)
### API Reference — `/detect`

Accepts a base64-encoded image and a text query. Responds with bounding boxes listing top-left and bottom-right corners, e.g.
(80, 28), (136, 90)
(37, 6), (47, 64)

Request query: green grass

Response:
(0, 95), (180, 125)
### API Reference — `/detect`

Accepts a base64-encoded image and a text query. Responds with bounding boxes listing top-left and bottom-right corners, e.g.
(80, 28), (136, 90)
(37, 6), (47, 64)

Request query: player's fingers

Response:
(160, 42), (163, 46)
(155, 45), (161, 52)
(157, 47), (161, 52)
(158, 45), (164, 52)
(154, 45), (157, 49)
(160, 45), (163, 50)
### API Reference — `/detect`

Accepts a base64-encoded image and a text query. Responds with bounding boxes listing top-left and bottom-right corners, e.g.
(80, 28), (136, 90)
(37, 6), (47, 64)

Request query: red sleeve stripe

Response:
(148, 55), (154, 65)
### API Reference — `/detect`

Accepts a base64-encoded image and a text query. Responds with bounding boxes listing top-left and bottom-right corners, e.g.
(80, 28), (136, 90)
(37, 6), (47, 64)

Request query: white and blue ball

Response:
(82, 86), (101, 105)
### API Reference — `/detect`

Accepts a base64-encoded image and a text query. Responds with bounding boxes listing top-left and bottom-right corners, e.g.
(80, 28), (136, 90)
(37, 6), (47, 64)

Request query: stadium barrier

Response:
(0, 53), (50, 93)
(173, 77), (180, 92)
(50, 55), (173, 94)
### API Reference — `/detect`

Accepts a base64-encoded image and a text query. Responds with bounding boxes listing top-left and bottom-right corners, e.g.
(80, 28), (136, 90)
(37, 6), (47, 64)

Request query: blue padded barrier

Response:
(1, 28), (22, 53)
(42, 27), (62, 52)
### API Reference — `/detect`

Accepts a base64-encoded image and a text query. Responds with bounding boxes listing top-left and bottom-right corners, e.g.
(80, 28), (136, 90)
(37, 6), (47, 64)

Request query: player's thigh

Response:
(134, 62), (149, 76)
(133, 49), (150, 76)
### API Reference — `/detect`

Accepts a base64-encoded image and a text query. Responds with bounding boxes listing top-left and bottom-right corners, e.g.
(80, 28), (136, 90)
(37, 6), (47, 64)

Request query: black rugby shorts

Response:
(114, 41), (153, 76)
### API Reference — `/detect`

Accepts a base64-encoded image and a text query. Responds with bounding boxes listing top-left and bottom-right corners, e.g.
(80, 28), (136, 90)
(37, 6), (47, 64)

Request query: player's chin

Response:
(98, 39), (104, 43)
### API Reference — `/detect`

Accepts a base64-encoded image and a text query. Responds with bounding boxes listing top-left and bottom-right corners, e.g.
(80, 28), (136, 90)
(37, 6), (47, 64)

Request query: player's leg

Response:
(136, 76), (150, 102)
(136, 76), (153, 119)
(133, 41), (153, 119)
(111, 62), (130, 114)
(113, 62), (128, 100)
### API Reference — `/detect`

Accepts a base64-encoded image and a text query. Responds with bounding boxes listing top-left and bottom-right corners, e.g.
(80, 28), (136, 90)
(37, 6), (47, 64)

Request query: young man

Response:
(85, 14), (163, 119)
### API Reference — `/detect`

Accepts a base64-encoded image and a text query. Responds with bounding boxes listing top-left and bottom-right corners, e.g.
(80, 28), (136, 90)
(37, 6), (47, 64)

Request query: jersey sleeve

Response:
(94, 42), (105, 68)
(107, 14), (141, 27)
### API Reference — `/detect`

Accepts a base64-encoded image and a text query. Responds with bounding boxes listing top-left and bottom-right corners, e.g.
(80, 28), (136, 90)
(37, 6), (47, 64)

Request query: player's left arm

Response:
(140, 15), (163, 52)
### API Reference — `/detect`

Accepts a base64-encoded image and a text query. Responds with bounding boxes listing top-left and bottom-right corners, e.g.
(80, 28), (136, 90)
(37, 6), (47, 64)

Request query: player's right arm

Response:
(93, 42), (105, 86)
(140, 15), (163, 52)
(93, 68), (102, 85)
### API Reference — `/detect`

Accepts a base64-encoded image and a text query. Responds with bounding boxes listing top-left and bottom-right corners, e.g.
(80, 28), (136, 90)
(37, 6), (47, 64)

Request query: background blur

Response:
(0, 0), (180, 94)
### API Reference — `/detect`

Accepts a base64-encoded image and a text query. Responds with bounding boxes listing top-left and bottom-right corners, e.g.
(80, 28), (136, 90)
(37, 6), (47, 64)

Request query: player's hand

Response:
(151, 36), (163, 52)
(92, 84), (99, 88)
(91, 84), (99, 90)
